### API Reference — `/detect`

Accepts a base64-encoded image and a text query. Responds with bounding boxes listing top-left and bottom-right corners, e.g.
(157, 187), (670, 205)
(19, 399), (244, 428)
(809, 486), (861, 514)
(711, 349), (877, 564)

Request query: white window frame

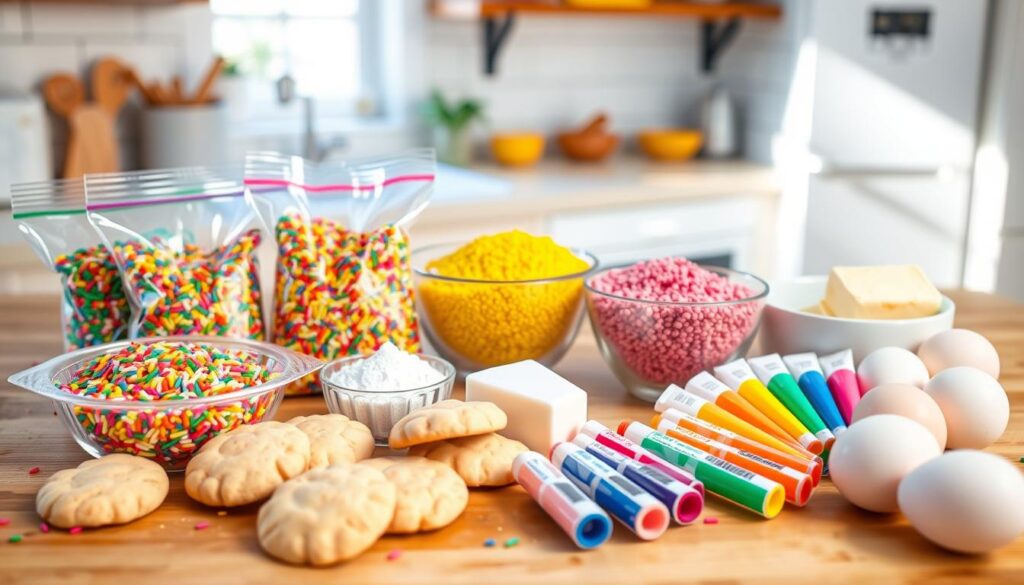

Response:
(211, 0), (403, 137)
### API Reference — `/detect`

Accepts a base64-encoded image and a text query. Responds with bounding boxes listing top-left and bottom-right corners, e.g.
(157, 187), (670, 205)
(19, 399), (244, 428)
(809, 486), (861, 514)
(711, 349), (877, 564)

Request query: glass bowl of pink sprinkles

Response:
(7, 336), (323, 470)
(585, 258), (768, 402)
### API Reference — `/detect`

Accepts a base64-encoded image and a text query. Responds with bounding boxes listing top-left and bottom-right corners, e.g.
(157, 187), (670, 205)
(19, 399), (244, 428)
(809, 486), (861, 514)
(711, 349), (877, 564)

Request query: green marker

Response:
(749, 354), (836, 449)
(620, 421), (785, 519)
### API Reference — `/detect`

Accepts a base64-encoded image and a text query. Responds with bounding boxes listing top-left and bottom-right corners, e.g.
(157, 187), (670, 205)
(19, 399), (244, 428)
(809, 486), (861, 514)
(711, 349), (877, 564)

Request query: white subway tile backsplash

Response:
(0, 3), (24, 38)
(28, 4), (139, 38)
(0, 43), (79, 94)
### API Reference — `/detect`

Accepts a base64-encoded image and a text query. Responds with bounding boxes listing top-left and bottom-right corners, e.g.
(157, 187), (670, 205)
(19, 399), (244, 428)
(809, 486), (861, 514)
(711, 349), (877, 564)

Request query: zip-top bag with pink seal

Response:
(245, 149), (435, 394)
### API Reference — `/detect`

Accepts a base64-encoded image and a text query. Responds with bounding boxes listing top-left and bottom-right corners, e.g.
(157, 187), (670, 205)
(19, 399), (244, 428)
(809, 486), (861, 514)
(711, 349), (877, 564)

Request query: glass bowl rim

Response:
(320, 353), (456, 395)
(7, 336), (323, 410)
(412, 242), (599, 285)
(585, 263), (770, 307)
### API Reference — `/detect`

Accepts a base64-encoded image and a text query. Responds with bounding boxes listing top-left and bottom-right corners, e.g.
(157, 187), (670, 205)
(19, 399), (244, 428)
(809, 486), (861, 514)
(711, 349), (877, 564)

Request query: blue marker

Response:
(550, 442), (669, 540)
(783, 353), (848, 436)
(572, 432), (704, 525)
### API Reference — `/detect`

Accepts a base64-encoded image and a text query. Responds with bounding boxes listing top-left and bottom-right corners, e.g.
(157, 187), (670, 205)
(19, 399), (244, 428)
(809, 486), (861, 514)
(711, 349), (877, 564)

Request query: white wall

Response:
(0, 2), (213, 171)
(424, 0), (805, 162)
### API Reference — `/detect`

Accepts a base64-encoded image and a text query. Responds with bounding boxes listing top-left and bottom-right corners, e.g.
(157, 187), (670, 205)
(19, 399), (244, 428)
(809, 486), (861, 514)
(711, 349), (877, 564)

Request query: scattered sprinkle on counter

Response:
(386, 549), (402, 561)
(9, 534), (22, 544)
(504, 537), (521, 548)
(28, 466), (40, 475)
(704, 517), (719, 525)
(39, 522), (49, 533)
(69, 526), (83, 535)
(194, 521), (210, 531)
(57, 340), (279, 468)
(483, 538), (496, 547)
(0, 517), (9, 526)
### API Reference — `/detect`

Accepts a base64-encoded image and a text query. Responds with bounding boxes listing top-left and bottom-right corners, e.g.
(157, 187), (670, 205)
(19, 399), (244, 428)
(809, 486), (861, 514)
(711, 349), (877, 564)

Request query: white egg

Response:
(918, 329), (1000, 378)
(898, 450), (1024, 554)
(853, 384), (947, 450)
(924, 367), (1009, 449)
(829, 414), (941, 513)
(857, 347), (930, 390)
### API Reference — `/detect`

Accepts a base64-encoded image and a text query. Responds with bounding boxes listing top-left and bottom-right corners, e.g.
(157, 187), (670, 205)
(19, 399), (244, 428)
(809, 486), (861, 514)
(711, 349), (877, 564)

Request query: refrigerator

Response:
(801, 0), (988, 287)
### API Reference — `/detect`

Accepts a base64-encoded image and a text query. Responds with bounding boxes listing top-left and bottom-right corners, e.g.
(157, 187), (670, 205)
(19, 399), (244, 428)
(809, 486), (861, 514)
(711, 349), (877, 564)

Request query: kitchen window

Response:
(211, 0), (390, 134)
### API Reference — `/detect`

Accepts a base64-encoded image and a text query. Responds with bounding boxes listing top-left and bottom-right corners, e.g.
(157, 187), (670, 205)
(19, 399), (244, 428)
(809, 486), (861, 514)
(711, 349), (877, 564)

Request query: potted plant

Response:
(422, 90), (484, 166)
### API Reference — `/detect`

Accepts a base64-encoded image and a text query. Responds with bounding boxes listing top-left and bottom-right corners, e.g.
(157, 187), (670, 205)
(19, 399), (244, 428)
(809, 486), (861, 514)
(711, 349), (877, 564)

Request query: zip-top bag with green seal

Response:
(12, 178), (130, 349)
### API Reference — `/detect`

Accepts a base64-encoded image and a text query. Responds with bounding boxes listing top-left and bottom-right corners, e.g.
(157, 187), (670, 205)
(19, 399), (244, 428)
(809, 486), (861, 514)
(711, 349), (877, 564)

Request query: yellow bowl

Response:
(490, 133), (546, 167)
(637, 129), (703, 161)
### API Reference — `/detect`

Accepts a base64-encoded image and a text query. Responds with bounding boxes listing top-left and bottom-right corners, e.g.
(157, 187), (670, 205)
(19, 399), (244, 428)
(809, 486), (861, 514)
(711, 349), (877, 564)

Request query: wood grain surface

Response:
(1, 291), (1022, 584)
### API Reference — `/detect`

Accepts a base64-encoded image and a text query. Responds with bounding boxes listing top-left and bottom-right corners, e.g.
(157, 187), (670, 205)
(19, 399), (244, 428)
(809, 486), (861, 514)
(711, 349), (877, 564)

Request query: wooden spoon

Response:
(92, 57), (132, 116)
(191, 55), (225, 104)
(579, 112), (609, 135)
(42, 74), (84, 119)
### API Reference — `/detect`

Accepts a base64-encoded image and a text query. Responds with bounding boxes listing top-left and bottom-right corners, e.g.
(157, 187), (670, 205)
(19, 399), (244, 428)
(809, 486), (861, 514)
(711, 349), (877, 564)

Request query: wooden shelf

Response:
(476, 1), (781, 20)
(432, 1), (782, 75)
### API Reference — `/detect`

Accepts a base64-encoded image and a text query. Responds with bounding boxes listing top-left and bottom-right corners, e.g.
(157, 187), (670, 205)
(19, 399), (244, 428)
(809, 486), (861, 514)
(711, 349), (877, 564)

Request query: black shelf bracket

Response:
(701, 17), (742, 73)
(483, 12), (517, 76)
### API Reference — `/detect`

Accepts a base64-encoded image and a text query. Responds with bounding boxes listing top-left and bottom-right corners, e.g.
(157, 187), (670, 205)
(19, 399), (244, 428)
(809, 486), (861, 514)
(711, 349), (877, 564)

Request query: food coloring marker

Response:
(714, 359), (823, 455)
(652, 408), (822, 486)
(655, 385), (815, 460)
(682, 371), (798, 449)
(748, 354), (835, 450)
(576, 420), (705, 498)
(550, 442), (669, 540)
(782, 353), (847, 436)
(512, 451), (612, 549)
(572, 433), (704, 525)
(653, 419), (814, 506)
(618, 421), (785, 519)
(819, 349), (860, 425)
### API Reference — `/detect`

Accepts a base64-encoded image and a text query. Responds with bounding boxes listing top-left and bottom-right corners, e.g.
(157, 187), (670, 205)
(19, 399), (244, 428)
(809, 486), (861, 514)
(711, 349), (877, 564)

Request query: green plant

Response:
(421, 90), (484, 132)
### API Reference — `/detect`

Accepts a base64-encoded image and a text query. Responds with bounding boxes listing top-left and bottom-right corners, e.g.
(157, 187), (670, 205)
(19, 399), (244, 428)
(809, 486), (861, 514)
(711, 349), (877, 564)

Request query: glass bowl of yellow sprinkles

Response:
(412, 231), (598, 373)
(7, 336), (323, 470)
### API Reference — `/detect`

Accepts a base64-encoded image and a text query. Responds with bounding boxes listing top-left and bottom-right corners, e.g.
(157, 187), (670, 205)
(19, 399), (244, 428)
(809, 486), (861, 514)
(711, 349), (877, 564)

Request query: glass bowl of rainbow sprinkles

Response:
(7, 336), (323, 470)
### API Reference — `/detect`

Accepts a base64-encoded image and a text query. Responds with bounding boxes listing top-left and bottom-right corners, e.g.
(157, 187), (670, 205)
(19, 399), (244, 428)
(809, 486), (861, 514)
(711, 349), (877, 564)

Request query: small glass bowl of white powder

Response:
(320, 342), (455, 445)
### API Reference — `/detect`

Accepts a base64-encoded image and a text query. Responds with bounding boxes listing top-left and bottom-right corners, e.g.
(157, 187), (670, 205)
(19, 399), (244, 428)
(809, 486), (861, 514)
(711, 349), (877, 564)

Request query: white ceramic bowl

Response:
(759, 276), (955, 362)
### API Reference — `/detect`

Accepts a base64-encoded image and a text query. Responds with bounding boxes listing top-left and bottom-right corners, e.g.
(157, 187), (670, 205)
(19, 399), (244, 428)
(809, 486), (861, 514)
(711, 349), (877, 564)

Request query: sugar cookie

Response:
(360, 456), (407, 471)
(185, 422), (310, 507)
(378, 457), (468, 534)
(388, 400), (507, 449)
(36, 454), (168, 529)
(257, 464), (396, 566)
(409, 433), (527, 487)
(287, 414), (374, 468)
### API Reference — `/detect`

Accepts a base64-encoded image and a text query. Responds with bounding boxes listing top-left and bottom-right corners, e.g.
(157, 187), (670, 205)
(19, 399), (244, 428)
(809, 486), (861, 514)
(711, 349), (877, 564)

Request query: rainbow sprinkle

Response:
(54, 245), (129, 349)
(504, 537), (520, 548)
(113, 230), (264, 339)
(69, 526), (83, 535)
(59, 341), (278, 469)
(9, 534), (22, 543)
(272, 214), (419, 394)
(39, 523), (49, 533)
(386, 549), (402, 561)
(194, 521), (210, 531)
(704, 517), (719, 525)
(28, 466), (40, 475)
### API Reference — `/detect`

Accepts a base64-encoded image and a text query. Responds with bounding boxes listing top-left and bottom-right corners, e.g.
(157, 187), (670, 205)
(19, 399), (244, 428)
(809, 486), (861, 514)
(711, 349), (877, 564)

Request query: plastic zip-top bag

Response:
(245, 149), (435, 394)
(12, 178), (130, 350)
(85, 167), (265, 340)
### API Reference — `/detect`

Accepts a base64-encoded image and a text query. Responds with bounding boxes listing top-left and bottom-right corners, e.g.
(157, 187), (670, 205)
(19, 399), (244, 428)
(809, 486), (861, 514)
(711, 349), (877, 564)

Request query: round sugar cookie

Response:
(36, 454), (168, 529)
(378, 457), (468, 534)
(287, 414), (374, 469)
(388, 400), (507, 450)
(257, 464), (396, 566)
(185, 422), (310, 507)
(409, 432), (527, 487)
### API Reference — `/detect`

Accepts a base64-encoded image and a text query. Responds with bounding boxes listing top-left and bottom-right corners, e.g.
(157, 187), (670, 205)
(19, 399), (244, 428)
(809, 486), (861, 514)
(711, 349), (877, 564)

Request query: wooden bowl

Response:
(490, 132), (546, 167)
(637, 129), (703, 161)
(557, 131), (619, 162)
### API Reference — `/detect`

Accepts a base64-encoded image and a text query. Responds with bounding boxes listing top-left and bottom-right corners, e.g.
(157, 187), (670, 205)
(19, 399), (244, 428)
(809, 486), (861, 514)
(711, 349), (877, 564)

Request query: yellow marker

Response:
(654, 385), (817, 460)
(714, 359), (823, 455)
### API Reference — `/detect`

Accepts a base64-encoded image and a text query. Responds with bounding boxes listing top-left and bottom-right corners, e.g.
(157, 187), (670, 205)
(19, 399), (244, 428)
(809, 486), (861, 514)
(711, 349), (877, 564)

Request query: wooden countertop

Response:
(1, 290), (1022, 584)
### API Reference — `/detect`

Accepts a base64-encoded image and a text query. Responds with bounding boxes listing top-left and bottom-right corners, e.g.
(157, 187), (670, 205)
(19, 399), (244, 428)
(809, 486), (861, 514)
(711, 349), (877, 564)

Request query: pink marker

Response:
(819, 349), (860, 425)
(512, 451), (612, 549)
(576, 420), (705, 498)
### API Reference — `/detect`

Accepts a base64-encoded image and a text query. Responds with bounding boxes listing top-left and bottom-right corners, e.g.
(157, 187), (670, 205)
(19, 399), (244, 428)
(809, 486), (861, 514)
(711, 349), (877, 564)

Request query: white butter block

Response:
(466, 360), (587, 454)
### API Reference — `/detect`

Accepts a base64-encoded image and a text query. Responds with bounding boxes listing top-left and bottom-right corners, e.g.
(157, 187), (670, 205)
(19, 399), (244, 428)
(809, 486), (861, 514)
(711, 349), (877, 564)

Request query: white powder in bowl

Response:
(329, 342), (444, 390)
